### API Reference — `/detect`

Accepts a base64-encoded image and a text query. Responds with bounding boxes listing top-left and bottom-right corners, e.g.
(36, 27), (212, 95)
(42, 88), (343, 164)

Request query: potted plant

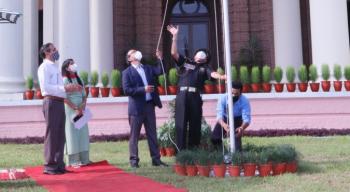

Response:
(333, 64), (342, 91)
(257, 149), (272, 177)
(182, 150), (197, 176)
(231, 65), (238, 82)
(273, 66), (284, 92)
(195, 149), (210, 177)
(228, 152), (241, 177)
(157, 74), (167, 95)
(90, 71), (99, 97)
(110, 69), (122, 97)
(35, 81), (44, 99)
(270, 145), (288, 175)
(240, 66), (250, 92)
(203, 80), (216, 94)
(174, 151), (187, 176)
(321, 64), (331, 92)
(251, 66), (261, 92)
(157, 120), (176, 156)
(309, 65), (319, 92)
(209, 151), (226, 178)
(79, 71), (89, 97)
(168, 68), (178, 95)
(100, 72), (110, 97)
(284, 145), (298, 173)
(286, 66), (296, 92)
(298, 65), (308, 92)
(25, 75), (34, 100)
(345, 65), (350, 91)
(262, 65), (272, 92)
(216, 67), (225, 93)
(242, 151), (257, 177)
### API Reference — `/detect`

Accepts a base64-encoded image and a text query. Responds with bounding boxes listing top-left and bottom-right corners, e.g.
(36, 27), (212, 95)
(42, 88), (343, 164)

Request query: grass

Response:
(1, 136), (350, 192)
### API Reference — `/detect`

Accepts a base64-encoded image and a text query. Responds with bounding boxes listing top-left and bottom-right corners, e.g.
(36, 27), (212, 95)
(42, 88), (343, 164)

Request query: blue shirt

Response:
(216, 94), (251, 124)
(132, 63), (152, 101)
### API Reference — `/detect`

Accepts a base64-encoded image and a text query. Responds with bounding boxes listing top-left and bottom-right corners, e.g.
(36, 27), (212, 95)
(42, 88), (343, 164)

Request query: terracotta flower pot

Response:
(84, 87), (90, 97)
(168, 85), (178, 95)
(174, 164), (186, 176)
(321, 81), (331, 92)
(35, 89), (44, 99)
(203, 84), (216, 94)
(185, 165), (198, 176)
(258, 164), (272, 177)
(286, 161), (298, 173)
(298, 83), (308, 92)
(344, 81), (350, 91)
(25, 90), (34, 100)
(216, 84), (226, 93)
(157, 86), (166, 95)
(242, 84), (250, 93)
(90, 87), (100, 97)
(243, 163), (256, 177)
(100, 87), (110, 97)
(262, 83), (272, 92)
(197, 165), (210, 177)
(165, 147), (175, 157)
(228, 165), (240, 177)
(309, 82), (320, 92)
(333, 81), (342, 92)
(251, 83), (261, 92)
(159, 148), (166, 156)
(212, 164), (226, 178)
(111, 87), (121, 97)
(272, 163), (286, 175)
(286, 83), (296, 92)
(274, 83), (284, 92)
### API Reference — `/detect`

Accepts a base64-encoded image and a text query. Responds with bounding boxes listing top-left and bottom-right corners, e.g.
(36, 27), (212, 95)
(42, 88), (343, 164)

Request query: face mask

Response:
(232, 95), (240, 103)
(52, 51), (60, 61)
(133, 51), (143, 61)
(69, 64), (78, 72)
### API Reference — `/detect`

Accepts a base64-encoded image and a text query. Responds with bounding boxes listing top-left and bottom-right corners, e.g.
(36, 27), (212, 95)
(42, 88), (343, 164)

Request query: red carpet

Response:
(25, 161), (187, 192)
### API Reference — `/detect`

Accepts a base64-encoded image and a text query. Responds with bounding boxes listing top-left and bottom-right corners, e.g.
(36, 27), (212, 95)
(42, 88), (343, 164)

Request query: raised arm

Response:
(167, 25), (180, 62)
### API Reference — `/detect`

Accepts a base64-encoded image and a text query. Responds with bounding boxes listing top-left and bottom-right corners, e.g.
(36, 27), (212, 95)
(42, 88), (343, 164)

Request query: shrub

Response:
(231, 152), (242, 166)
(257, 149), (271, 165)
(204, 80), (214, 85)
(345, 65), (350, 80)
(298, 65), (308, 83)
(158, 75), (166, 87)
(209, 151), (224, 165)
(273, 66), (283, 83)
(262, 65), (271, 83)
(90, 71), (99, 87)
(79, 71), (89, 86)
(240, 66), (250, 84)
(195, 149), (210, 166)
(241, 151), (257, 164)
(321, 64), (330, 81)
(110, 69), (121, 88)
(309, 65), (318, 82)
(286, 66), (296, 83)
(251, 66), (260, 84)
(101, 72), (109, 88)
(168, 68), (178, 86)
(231, 65), (238, 82)
(334, 64), (342, 81)
(26, 75), (33, 90)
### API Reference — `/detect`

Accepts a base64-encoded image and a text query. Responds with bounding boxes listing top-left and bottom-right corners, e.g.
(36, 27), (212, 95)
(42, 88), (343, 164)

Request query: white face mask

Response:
(69, 64), (78, 72)
(133, 51), (143, 61)
(195, 51), (207, 61)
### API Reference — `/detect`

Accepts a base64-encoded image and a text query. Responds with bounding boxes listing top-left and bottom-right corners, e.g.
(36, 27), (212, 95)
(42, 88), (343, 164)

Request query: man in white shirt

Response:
(38, 43), (82, 175)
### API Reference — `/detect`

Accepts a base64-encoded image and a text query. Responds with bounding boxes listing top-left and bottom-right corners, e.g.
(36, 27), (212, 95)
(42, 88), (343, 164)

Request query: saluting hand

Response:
(167, 25), (179, 36)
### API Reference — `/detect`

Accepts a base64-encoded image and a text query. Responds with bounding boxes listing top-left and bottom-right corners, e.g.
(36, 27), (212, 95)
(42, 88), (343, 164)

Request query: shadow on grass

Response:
(297, 160), (323, 174)
(0, 179), (38, 189)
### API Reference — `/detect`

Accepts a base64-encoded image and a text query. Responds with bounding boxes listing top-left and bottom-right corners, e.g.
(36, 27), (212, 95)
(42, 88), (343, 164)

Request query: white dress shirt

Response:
(132, 64), (152, 101)
(37, 59), (66, 98)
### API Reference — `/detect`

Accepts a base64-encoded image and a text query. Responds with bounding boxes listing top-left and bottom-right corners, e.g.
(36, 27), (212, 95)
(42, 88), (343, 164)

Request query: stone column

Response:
(23, 0), (38, 81)
(0, 0), (24, 93)
(309, 0), (350, 79)
(43, 0), (57, 45)
(57, 0), (90, 72)
(90, 0), (114, 75)
(273, 0), (303, 82)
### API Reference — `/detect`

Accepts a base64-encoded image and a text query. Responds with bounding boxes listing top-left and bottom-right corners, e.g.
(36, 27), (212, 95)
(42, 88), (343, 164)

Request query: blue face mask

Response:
(52, 51), (60, 61)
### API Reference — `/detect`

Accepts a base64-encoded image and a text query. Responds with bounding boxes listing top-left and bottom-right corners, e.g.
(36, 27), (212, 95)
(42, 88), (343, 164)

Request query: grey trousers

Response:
(129, 102), (160, 165)
(42, 98), (66, 171)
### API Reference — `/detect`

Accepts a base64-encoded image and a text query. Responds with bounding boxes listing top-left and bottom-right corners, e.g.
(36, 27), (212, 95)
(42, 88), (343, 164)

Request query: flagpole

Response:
(221, 0), (235, 153)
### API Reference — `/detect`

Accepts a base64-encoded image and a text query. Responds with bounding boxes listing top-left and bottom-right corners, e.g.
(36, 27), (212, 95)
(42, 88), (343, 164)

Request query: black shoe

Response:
(43, 170), (64, 175)
(152, 160), (168, 167)
(130, 163), (140, 168)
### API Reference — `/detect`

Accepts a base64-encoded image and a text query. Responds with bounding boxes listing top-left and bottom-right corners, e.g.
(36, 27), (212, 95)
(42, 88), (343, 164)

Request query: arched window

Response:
(170, 0), (210, 57)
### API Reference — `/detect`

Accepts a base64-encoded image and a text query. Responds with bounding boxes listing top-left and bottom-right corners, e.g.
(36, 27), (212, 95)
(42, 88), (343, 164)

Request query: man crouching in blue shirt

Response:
(211, 81), (251, 152)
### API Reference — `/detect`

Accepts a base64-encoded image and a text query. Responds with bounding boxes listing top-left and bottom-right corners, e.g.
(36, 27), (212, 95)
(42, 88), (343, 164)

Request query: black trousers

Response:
(175, 91), (203, 150)
(211, 116), (243, 152)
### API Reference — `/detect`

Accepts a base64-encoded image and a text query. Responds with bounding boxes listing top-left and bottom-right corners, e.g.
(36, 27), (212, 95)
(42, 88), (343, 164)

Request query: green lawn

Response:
(1, 136), (350, 192)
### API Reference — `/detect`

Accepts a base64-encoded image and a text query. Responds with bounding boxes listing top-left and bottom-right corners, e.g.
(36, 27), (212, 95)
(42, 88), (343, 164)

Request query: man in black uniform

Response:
(167, 25), (226, 150)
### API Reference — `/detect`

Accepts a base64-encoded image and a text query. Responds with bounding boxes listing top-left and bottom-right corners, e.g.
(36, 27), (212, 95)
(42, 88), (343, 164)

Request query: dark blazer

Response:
(122, 62), (163, 116)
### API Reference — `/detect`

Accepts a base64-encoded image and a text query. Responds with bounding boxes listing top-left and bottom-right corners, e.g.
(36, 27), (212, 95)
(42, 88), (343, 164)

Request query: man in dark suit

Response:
(122, 49), (168, 168)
